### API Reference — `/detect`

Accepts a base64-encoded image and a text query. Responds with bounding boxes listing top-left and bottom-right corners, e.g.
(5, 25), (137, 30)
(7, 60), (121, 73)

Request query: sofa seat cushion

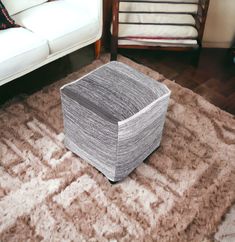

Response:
(1, 0), (48, 16)
(13, 1), (101, 54)
(0, 27), (49, 80)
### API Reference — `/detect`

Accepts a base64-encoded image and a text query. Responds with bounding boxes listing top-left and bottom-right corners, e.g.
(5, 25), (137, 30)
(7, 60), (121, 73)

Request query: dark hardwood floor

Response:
(120, 48), (235, 115)
(0, 46), (234, 115)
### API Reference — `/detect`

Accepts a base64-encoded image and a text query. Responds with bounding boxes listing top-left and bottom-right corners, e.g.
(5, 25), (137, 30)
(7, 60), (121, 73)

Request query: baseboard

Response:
(202, 42), (232, 48)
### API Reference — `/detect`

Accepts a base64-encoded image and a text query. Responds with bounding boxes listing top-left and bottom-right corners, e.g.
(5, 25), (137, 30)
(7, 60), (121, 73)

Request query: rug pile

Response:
(0, 55), (235, 241)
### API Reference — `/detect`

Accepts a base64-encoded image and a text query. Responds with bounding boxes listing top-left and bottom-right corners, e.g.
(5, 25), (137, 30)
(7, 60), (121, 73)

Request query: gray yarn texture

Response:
(61, 61), (171, 181)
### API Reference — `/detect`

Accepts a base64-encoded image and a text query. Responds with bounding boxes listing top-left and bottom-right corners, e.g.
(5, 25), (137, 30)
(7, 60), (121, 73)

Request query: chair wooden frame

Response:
(111, 0), (210, 60)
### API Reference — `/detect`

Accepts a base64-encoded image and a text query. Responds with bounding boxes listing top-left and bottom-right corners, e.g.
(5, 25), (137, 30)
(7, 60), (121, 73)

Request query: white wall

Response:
(202, 0), (235, 48)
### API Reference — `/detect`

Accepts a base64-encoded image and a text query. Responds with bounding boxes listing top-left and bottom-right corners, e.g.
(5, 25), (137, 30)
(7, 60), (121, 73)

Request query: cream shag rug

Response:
(0, 54), (235, 242)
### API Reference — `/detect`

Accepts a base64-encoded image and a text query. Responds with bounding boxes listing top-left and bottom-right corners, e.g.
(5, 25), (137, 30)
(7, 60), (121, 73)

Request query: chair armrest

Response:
(196, 0), (210, 44)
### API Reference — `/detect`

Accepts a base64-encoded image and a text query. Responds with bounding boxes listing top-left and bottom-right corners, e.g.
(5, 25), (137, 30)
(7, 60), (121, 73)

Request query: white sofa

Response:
(0, 0), (103, 86)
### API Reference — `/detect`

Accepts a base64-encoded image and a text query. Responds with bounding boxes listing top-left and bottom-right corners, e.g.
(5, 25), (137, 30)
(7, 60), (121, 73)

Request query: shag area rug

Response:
(0, 54), (235, 242)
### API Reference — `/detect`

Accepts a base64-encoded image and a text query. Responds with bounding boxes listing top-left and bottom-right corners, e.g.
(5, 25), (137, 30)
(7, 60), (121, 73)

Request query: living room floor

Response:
(0, 46), (234, 241)
(0, 46), (234, 115)
(120, 48), (235, 115)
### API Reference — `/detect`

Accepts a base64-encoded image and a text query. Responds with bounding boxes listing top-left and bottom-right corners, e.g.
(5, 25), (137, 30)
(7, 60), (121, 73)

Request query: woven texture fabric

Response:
(0, 1), (17, 30)
(61, 62), (171, 181)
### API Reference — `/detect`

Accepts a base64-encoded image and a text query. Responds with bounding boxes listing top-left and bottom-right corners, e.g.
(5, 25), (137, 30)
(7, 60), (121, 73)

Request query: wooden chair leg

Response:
(110, 38), (118, 61)
(95, 39), (101, 59)
(110, 0), (119, 61)
(191, 48), (201, 67)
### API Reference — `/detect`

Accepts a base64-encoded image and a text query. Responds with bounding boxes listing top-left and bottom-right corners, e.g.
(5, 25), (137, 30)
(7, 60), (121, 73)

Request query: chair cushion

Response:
(119, 1), (199, 14)
(118, 39), (198, 47)
(137, 0), (199, 2)
(1, 0), (47, 16)
(119, 13), (196, 25)
(114, 1), (199, 46)
(118, 24), (198, 39)
(13, 1), (101, 54)
(0, 27), (49, 80)
(0, 1), (17, 30)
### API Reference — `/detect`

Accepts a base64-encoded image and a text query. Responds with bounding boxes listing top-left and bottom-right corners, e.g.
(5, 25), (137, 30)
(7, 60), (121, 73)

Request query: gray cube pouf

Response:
(60, 61), (171, 182)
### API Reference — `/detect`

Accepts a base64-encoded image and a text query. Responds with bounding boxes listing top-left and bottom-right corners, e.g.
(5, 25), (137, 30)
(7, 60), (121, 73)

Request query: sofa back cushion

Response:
(1, 0), (48, 16)
(0, 1), (17, 29)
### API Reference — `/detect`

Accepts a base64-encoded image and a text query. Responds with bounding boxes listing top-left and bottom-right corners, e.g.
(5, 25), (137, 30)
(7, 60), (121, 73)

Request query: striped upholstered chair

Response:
(111, 0), (210, 60)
